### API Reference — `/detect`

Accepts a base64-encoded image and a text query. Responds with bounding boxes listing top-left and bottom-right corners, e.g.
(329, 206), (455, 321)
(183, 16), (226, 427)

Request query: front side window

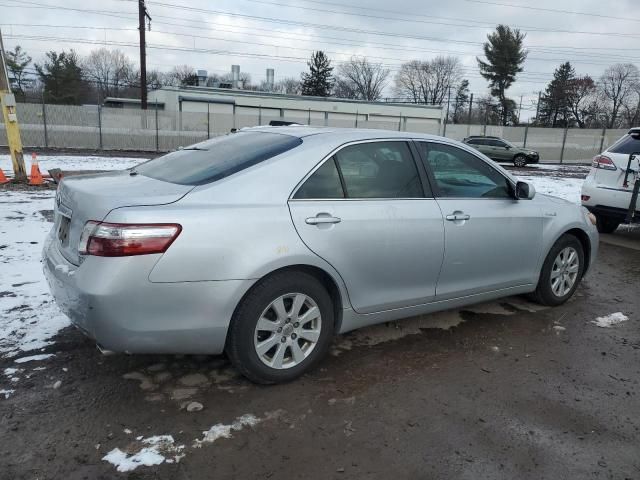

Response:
(418, 143), (512, 199)
(334, 141), (424, 198)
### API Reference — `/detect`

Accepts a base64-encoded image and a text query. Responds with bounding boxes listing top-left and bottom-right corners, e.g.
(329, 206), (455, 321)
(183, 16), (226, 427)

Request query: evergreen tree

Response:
(35, 50), (87, 104)
(301, 51), (334, 97)
(477, 25), (527, 126)
(5, 45), (32, 100)
(538, 62), (576, 127)
(451, 79), (470, 123)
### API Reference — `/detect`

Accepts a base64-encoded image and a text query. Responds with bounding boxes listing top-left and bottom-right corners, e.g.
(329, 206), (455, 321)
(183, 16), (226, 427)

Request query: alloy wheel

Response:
(253, 293), (322, 369)
(550, 246), (580, 297)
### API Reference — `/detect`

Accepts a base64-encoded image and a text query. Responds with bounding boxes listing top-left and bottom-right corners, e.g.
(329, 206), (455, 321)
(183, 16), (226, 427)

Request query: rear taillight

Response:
(78, 222), (182, 257)
(592, 155), (617, 171)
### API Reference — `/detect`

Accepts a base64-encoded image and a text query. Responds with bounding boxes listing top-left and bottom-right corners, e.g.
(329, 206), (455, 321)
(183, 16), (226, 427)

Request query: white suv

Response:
(581, 128), (640, 233)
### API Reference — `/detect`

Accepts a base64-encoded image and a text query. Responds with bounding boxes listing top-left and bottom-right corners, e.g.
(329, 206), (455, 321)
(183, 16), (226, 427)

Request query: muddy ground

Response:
(0, 240), (638, 479)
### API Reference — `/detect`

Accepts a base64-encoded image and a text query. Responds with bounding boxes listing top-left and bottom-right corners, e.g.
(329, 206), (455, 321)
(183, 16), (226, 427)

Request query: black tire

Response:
(513, 154), (528, 168)
(595, 214), (620, 234)
(225, 271), (334, 384)
(531, 234), (585, 306)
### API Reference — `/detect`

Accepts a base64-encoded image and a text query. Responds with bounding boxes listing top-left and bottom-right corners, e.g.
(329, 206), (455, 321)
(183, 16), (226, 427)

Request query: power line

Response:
(463, 0), (640, 23)
(236, 0), (640, 39)
(1, 33), (556, 83)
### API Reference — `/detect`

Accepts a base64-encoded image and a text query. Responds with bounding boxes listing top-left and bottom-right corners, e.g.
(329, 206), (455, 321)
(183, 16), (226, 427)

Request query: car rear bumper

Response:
(42, 232), (254, 354)
(581, 177), (638, 221)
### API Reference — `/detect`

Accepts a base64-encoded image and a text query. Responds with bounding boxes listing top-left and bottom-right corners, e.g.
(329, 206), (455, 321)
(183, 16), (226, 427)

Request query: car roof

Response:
(244, 125), (445, 142)
(465, 135), (501, 139)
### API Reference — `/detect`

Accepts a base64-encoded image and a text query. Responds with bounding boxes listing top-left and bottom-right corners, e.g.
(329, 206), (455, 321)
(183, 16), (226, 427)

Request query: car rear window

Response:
(135, 131), (302, 185)
(608, 133), (640, 155)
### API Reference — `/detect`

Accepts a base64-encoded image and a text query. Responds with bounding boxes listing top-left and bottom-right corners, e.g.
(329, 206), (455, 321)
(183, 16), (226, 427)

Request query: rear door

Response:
(415, 141), (542, 299)
(288, 140), (445, 314)
(490, 139), (512, 161)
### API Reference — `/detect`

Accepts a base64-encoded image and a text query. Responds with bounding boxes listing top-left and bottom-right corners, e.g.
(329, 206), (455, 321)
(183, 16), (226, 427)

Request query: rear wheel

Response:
(226, 271), (334, 384)
(531, 234), (585, 306)
(513, 154), (527, 168)
(595, 214), (620, 234)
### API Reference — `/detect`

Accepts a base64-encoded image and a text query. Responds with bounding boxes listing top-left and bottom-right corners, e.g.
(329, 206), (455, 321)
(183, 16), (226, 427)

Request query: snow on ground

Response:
(516, 175), (584, 204)
(103, 413), (264, 472)
(591, 312), (629, 328)
(194, 414), (261, 447)
(0, 389), (15, 399)
(102, 435), (185, 472)
(13, 353), (56, 363)
(0, 190), (68, 357)
(0, 154), (142, 176)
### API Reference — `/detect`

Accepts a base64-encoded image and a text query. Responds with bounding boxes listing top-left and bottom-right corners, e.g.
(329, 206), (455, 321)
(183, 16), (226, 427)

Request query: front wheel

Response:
(226, 271), (334, 384)
(531, 234), (585, 306)
(595, 214), (620, 234)
(513, 154), (528, 168)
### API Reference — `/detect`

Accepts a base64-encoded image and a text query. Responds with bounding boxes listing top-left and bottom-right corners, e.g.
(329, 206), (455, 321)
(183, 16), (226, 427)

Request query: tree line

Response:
(5, 23), (640, 129)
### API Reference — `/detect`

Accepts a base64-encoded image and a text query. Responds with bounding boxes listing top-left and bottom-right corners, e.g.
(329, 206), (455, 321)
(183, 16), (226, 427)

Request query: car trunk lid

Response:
(54, 171), (194, 265)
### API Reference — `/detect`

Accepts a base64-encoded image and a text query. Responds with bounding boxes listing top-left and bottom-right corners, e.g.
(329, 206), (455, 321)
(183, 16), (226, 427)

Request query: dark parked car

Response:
(463, 136), (539, 167)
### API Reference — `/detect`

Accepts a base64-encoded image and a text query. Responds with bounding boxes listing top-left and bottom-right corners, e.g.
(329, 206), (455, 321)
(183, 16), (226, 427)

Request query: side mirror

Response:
(515, 181), (535, 200)
(505, 145), (511, 150)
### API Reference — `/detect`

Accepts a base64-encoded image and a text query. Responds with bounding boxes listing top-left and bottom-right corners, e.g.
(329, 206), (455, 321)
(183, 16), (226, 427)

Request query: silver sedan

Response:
(43, 127), (598, 383)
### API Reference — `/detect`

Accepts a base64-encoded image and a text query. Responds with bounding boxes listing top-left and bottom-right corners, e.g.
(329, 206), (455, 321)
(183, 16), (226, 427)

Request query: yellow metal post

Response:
(0, 28), (27, 181)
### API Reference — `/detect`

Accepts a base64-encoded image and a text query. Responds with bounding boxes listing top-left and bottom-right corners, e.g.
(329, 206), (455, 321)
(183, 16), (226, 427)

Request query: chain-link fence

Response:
(0, 101), (632, 163)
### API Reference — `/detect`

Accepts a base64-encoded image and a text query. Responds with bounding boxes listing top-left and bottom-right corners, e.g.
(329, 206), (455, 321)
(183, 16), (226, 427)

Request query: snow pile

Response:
(194, 414), (261, 447)
(13, 354), (55, 363)
(0, 389), (15, 399)
(102, 435), (185, 472)
(0, 191), (69, 357)
(591, 312), (629, 328)
(0, 154), (141, 175)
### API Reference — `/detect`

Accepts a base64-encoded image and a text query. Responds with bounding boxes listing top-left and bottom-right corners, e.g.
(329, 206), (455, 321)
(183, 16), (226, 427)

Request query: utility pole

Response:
(442, 86), (451, 137)
(0, 28), (26, 181)
(467, 92), (474, 124)
(517, 95), (523, 125)
(138, 0), (151, 110)
(534, 91), (542, 125)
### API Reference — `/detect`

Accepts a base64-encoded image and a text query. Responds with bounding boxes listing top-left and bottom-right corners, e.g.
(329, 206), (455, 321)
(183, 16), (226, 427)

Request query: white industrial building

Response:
(144, 86), (443, 134)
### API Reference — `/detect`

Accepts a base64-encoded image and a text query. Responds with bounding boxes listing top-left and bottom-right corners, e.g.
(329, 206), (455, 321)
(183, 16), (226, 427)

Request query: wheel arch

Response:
(559, 228), (592, 276)
(227, 264), (345, 345)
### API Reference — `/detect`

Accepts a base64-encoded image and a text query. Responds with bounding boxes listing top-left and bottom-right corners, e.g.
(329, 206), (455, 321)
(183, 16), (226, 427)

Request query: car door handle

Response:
(445, 213), (470, 221)
(305, 216), (342, 225)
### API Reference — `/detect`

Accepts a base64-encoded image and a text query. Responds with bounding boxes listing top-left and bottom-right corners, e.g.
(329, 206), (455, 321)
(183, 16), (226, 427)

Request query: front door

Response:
(289, 140), (445, 314)
(416, 141), (542, 300)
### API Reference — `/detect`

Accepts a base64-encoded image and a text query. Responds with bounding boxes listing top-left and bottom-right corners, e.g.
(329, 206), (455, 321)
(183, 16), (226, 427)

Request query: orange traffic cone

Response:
(0, 169), (9, 184)
(29, 158), (45, 185)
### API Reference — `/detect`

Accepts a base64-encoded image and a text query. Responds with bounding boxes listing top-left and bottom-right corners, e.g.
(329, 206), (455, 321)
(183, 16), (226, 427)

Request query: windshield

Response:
(135, 131), (302, 185)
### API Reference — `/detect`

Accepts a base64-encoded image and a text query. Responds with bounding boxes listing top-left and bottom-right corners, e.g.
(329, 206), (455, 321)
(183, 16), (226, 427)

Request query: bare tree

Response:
(394, 56), (462, 105)
(83, 48), (135, 99)
(598, 63), (640, 128)
(568, 75), (596, 128)
(167, 65), (198, 86)
(273, 77), (301, 95)
(334, 56), (390, 101)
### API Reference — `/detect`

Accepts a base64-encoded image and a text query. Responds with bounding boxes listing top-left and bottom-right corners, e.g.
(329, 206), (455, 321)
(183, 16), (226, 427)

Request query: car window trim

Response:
(415, 140), (517, 200)
(289, 138), (432, 201)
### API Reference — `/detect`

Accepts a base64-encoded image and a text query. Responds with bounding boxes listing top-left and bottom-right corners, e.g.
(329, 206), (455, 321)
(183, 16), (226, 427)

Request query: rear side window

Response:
(608, 134), (640, 155)
(135, 131), (302, 185)
(294, 158), (344, 199)
(467, 138), (484, 145)
(334, 142), (424, 198)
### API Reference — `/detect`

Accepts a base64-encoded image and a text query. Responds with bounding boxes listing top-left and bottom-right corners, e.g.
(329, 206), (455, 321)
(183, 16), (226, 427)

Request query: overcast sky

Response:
(1, 0), (639, 117)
